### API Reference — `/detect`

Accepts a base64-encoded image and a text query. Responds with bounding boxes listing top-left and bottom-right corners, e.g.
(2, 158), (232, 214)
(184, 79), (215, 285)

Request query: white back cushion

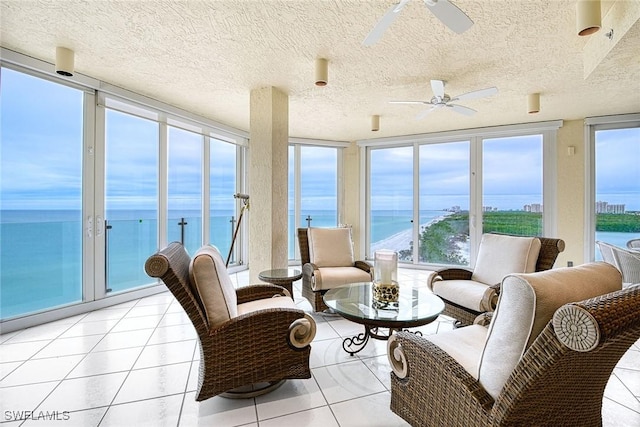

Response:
(477, 262), (622, 399)
(471, 234), (541, 285)
(307, 227), (355, 268)
(189, 245), (238, 329)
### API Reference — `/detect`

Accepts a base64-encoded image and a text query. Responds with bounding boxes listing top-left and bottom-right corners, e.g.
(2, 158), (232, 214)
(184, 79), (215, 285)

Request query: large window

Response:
(210, 137), (237, 264)
(0, 68), (84, 317)
(482, 135), (543, 236)
(300, 146), (338, 228)
(593, 124), (640, 258)
(288, 144), (340, 260)
(363, 123), (558, 267)
(418, 141), (470, 265)
(167, 126), (203, 256)
(0, 59), (247, 328)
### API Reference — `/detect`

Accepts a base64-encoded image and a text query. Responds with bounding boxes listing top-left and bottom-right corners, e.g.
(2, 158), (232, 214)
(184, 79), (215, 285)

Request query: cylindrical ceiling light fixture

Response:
(55, 47), (75, 76)
(576, 0), (601, 36)
(315, 58), (328, 86)
(527, 93), (540, 114)
(371, 115), (380, 131)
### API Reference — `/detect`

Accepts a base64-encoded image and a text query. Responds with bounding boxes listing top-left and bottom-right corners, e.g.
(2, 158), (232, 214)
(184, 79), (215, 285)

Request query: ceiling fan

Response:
(390, 80), (498, 120)
(363, 0), (473, 46)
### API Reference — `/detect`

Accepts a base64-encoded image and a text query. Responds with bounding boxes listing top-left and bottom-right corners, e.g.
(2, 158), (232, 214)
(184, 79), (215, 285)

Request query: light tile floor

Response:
(1, 268), (639, 426)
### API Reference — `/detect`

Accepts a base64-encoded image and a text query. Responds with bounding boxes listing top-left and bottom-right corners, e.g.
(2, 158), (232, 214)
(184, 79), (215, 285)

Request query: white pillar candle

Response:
(374, 250), (398, 285)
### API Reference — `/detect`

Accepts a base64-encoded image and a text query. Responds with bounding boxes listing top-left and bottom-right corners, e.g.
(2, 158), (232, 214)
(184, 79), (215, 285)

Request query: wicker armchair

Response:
(627, 238), (640, 251)
(145, 242), (316, 401)
(427, 233), (565, 326)
(297, 227), (373, 312)
(389, 263), (639, 427)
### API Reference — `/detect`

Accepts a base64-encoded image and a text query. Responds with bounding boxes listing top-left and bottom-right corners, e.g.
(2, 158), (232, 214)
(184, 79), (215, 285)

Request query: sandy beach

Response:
(371, 212), (453, 253)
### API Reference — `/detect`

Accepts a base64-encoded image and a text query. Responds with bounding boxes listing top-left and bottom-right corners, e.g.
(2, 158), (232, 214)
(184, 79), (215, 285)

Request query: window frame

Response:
(288, 138), (348, 261)
(584, 113), (640, 262)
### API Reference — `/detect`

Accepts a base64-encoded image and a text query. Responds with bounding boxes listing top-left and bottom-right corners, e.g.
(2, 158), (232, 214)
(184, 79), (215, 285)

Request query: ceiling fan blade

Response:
(416, 105), (438, 120)
(448, 104), (477, 116)
(424, 0), (474, 34)
(452, 86), (498, 101)
(389, 100), (431, 105)
(363, 0), (410, 46)
(430, 79), (445, 98)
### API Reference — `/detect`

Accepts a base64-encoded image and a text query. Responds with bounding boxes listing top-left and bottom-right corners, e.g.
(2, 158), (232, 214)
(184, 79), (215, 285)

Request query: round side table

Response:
(258, 268), (302, 298)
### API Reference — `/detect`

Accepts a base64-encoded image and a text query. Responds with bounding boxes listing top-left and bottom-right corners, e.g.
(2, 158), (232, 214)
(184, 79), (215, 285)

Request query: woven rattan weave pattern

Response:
(145, 242), (313, 401)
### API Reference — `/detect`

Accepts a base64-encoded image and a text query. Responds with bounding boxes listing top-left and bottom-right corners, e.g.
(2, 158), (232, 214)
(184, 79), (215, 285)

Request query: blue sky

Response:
(1, 67), (639, 213)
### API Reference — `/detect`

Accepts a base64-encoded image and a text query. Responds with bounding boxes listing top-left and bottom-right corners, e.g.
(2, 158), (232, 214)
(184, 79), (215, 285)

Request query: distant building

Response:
(524, 203), (543, 213)
(608, 204), (626, 214)
(596, 201), (626, 214)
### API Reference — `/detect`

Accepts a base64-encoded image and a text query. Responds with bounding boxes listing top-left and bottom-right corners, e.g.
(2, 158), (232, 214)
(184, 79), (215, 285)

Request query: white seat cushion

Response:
(308, 227), (355, 268)
(431, 279), (491, 312)
(425, 325), (488, 379)
(477, 262), (622, 399)
(312, 266), (372, 291)
(471, 234), (541, 285)
(189, 245), (238, 329)
(237, 295), (297, 316)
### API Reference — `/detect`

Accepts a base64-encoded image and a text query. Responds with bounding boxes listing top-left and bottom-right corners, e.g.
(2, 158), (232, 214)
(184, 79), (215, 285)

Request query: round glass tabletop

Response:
(323, 282), (445, 329)
(258, 268), (302, 281)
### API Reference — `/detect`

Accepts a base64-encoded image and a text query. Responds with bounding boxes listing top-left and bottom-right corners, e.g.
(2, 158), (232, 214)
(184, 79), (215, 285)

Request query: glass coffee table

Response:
(323, 282), (445, 355)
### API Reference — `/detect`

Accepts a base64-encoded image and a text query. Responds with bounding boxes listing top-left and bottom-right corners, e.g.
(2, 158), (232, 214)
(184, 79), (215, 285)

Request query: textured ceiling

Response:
(1, 0), (639, 142)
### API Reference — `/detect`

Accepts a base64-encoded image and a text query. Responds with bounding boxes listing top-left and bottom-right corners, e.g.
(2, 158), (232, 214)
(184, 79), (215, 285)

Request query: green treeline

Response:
(411, 210), (640, 264)
(596, 213), (640, 232)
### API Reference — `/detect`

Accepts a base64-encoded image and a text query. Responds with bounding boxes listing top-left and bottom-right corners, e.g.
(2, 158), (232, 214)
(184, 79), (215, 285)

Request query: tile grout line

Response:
(95, 296), (174, 427)
(0, 306), (133, 425)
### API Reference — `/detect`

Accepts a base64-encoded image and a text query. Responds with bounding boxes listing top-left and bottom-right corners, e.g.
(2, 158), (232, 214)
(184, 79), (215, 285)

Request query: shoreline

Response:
(371, 212), (453, 253)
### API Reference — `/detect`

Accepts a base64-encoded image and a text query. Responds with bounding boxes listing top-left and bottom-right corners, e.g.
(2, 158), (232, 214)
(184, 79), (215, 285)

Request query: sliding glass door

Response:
(104, 109), (159, 293)
(370, 146), (414, 262)
(0, 68), (85, 317)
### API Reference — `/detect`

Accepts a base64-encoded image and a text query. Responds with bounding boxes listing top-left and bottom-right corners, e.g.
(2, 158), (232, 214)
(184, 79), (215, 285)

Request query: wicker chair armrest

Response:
(354, 260), (373, 272)
(302, 262), (318, 276)
(210, 307), (312, 348)
(572, 285), (640, 341)
(390, 332), (495, 418)
(436, 267), (474, 281)
(235, 284), (290, 304)
(480, 283), (502, 312)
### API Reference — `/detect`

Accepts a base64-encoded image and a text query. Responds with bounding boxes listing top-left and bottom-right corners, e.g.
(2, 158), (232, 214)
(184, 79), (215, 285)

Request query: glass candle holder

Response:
(374, 250), (398, 285)
(373, 250), (399, 307)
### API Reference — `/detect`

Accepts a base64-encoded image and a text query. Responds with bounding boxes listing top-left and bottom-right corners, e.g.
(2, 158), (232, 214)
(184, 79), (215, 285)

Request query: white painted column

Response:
(248, 87), (289, 283)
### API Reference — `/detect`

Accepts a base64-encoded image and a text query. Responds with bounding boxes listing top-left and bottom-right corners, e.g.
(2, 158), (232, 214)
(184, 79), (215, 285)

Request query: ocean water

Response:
(0, 209), (236, 319)
(2, 209), (637, 320)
